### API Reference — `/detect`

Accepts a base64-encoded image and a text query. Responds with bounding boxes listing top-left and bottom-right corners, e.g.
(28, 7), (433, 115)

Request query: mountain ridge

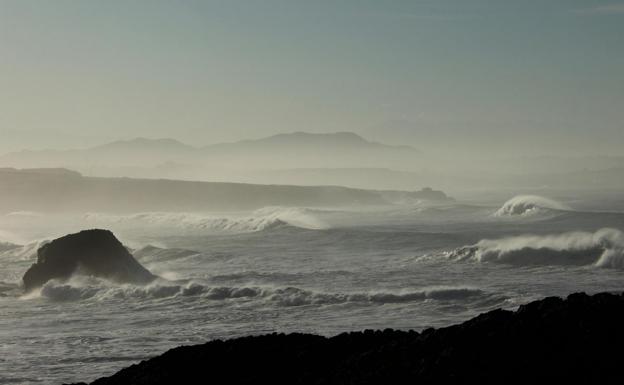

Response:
(0, 131), (420, 172)
(1, 131), (415, 155)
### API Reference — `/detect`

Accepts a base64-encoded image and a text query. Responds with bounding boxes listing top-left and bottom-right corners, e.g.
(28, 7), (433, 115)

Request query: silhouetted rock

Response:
(70, 292), (624, 385)
(23, 229), (156, 292)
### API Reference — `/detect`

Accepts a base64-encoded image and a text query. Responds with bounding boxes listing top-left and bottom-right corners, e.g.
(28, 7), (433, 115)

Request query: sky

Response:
(0, 0), (623, 156)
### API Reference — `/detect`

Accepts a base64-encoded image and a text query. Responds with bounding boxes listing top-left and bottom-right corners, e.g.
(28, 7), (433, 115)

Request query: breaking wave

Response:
(446, 228), (624, 267)
(29, 278), (487, 306)
(0, 240), (47, 262)
(85, 207), (329, 232)
(494, 195), (570, 217)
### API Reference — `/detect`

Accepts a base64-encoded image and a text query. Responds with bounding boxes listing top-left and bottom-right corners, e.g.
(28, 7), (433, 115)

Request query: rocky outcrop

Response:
(23, 229), (156, 291)
(71, 292), (624, 384)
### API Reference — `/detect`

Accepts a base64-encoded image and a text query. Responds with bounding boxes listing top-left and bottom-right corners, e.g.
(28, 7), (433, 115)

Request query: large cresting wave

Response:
(494, 195), (571, 217)
(446, 228), (624, 267)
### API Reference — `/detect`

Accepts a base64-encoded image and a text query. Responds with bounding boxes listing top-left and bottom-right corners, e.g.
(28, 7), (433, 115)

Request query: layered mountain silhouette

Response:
(0, 132), (418, 171)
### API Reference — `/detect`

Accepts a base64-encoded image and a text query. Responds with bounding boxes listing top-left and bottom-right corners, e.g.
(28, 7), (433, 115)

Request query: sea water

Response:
(1, 196), (624, 384)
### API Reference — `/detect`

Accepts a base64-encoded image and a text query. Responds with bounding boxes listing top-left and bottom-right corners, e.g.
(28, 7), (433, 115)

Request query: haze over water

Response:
(1, 1), (624, 384)
(1, 196), (624, 383)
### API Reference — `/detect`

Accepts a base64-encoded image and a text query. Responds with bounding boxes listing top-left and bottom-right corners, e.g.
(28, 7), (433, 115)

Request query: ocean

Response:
(1, 195), (624, 384)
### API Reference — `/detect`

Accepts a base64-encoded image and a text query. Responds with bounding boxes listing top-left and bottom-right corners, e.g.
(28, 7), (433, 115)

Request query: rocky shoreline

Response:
(69, 291), (624, 384)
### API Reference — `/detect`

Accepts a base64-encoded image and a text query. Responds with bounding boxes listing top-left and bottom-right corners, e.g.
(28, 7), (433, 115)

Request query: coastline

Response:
(69, 291), (624, 384)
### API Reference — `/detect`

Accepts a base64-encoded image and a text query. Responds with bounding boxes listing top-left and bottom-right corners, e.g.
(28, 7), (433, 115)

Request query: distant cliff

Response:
(71, 292), (624, 385)
(0, 168), (449, 213)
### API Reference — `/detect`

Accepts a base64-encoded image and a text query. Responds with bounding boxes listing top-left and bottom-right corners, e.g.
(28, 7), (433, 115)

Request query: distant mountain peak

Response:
(215, 131), (416, 151)
(269, 131), (364, 139)
(0, 167), (82, 177)
(262, 131), (369, 143)
(93, 137), (194, 151)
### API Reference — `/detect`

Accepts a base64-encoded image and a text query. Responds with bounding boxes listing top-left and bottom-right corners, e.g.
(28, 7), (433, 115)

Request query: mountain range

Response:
(0, 132), (418, 170)
(2, 131), (624, 193)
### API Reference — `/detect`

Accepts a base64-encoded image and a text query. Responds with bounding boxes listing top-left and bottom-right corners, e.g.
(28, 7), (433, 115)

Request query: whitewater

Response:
(2, 195), (624, 384)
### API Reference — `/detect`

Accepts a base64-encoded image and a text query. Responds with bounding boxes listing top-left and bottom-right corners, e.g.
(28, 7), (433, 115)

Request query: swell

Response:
(208, 270), (355, 284)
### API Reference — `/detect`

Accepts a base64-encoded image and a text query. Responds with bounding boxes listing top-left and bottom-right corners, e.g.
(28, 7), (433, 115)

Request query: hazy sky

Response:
(1, 0), (623, 155)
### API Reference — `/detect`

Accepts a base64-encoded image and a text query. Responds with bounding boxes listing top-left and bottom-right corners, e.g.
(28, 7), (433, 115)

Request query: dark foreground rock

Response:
(72, 292), (624, 385)
(23, 229), (155, 291)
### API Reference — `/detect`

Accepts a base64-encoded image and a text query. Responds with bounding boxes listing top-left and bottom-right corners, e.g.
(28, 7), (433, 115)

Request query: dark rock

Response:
(71, 291), (624, 385)
(23, 229), (156, 291)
